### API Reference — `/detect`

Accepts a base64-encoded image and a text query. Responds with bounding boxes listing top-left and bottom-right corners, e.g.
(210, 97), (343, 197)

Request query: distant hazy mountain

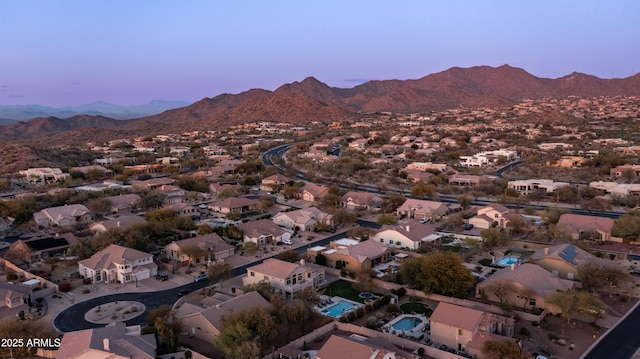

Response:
(0, 100), (190, 122)
(3, 65), (640, 145)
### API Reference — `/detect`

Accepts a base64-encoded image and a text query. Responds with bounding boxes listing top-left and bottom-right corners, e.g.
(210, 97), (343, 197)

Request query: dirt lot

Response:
(515, 294), (638, 359)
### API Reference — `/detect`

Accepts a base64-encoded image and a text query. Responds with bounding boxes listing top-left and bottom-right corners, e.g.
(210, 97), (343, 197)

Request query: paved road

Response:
(53, 229), (352, 332)
(583, 301), (640, 359)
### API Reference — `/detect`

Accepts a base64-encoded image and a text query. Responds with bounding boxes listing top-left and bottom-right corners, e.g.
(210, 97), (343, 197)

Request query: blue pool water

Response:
(322, 300), (355, 317)
(495, 256), (519, 266)
(392, 317), (423, 331)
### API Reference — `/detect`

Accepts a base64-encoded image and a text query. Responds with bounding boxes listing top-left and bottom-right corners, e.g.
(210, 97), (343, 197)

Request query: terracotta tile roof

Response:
(56, 322), (156, 359)
(430, 302), (483, 332)
(170, 233), (234, 253)
(246, 258), (301, 279)
(377, 220), (436, 242)
(238, 219), (286, 239)
(316, 335), (406, 359)
(557, 213), (615, 235)
(78, 244), (152, 270)
(478, 263), (575, 297)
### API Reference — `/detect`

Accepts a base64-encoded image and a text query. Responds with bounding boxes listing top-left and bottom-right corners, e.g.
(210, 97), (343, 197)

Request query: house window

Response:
(380, 238), (383, 243)
(287, 279), (291, 285)
(458, 329), (463, 336)
(529, 299), (537, 307)
(250, 271), (255, 277)
(264, 276), (269, 280)
(125, 275), (131, 282)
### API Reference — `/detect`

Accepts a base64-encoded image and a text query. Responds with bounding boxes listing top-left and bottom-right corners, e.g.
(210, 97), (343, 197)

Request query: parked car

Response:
(194, 273), (208, 282)
(631, 269), (640, 276)
(155, 274), (169, 281)
(464, 223), (474, 230)
(420, 217), (430, 224)
(282, 238), (293, 245)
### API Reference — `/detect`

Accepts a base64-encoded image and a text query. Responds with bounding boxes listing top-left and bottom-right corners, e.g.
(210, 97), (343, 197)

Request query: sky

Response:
(1, 1), (638, 107)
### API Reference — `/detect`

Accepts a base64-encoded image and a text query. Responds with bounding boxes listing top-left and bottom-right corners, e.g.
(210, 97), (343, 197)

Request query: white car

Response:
(419, 217), (429, 224)
(282, 238), (293, 245)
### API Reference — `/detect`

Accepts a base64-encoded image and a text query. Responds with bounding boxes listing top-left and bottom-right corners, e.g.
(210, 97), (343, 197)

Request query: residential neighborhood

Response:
(2, 94), (640, 359)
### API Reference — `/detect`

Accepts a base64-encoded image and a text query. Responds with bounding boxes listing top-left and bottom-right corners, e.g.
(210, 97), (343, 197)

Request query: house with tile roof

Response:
(163, 233), (235, 264)
(56, 322), (156, 359)
(273, 207), (333, 231)
(78, 244), (157, 284)
(301, 183), (329, 202)
(208, 197), (259, 214)
(556, 213), (616, 242)
(341, 190), (384, 212)
(527, 243), (615, 280)
(90, 215), (148, 234)
(130, 177), (175, 191)
(173, 291), (271, 342)
(243, 258), (326, 300)
(260, 173), (290, 192)
(102, 194), (141, 214)
(395, 199), (454, 220)
(372, 220), (440, 251)
(237, 219), (291, 245)
(316, 334), (410, 359)
(430, 302), (515, 357)
(8, 232), (77, 263)
(306, 238), (391, 273)
(0, 282), (33, 308)
(468, 203), (518, 229)
(33, 204), (93, 228)
(476, 263), (575, 312)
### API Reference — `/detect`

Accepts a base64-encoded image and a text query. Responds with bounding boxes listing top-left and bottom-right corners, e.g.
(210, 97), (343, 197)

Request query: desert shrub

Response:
(59, 281), (71, 292)
(83, 278), (92, 285)
(520, 327), (530, 336)
(356, 307), (365, 317)
(347, 311), (356, 322)
(6, 272), (18, 281)
(386, 304), (398, 313)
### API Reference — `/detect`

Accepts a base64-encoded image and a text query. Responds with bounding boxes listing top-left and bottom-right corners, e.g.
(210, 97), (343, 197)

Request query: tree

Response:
(411, 181), (436, 198)
(348, 226), (374, 241)
(145, 305), (181, 354)
(547, 290), (605, 324)
(376, 213), (398, 225)
(0, 319), (59, 359)
(480, 228), (502, 250)
(208, 262), (233, 288)
(197, 223), (215, 235)
(481, 339), (525, 359)
(314, 252), (327, 266)
(484, 280), (514, 308)
(181, 245), (209, 264)
(275, 250), (300, 263)
(612, 211), (640, 241)
(258, 196), (274, 212)
(578, 263), (631, 295)
(174, 215), (196, 231)
(87, 197), (112, 217)
(400, 252), (476, 298)
(139, 191), (166, 210)
(456, 195), (472, 210)
(215, 321), (260, 359)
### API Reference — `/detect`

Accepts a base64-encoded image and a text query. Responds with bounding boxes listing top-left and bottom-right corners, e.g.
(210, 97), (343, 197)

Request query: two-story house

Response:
(243, 258), (326, 300)
(103, 194), (141, 214)
(259, 174), (290, 192)
(78, 244), (157, 284)
(340, 191), (384, 212)
(468, 204), (515, 229)
(430, 302), (515, 357)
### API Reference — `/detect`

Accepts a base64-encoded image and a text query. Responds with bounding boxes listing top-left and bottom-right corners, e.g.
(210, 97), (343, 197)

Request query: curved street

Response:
(54, 229), (350, 332)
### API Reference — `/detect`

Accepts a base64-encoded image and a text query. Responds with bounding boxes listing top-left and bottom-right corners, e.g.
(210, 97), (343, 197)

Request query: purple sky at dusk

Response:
(1, 1), (638, 107)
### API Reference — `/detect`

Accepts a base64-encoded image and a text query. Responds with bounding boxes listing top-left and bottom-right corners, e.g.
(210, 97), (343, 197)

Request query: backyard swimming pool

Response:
(319, 297), (362, 318)
(392, 316), (424, 331)
(383, 314), (429, 339)
(495, 256), (520, 267)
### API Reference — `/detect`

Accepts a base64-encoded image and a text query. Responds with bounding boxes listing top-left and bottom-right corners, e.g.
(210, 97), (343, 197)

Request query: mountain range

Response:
(0, 100), (191, 124)
(3, 65), (640, 144)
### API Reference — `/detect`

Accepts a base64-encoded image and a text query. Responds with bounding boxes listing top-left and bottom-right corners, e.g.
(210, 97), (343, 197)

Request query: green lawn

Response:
(324, 279), (365, 303)
(400, 302), (433, 316)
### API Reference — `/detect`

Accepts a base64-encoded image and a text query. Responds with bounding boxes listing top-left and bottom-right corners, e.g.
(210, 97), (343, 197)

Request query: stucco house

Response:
(260, 174), (290, 192)
(243, 258), (326, 300)
(163, 233), (235, 264)
(208, 197), (259, 214)
(527, 243), (615, 280)
(430, 302), (515, 357)
(33, 204), (93, 228)
(272, 207), (333, 231)
(556, 213), (615, 242)
(56, 322), (156, 359)
(396, 199), (454, 220)
(301, 183), (329, 202)
(372, 220), (440, 251)
(173, 291), (271, 342)
(468, 204), (515, 229)
(340, 190), (384, 212)
(306, 238), (391, 274)
(78, 244), (157, 284)
(8, 232), (78, 263)
(0, 282), (33, 308)
(476, 263), (575, 312)
(90, 215), (148, 234)
(237, 219), (291, 245)
(103, 194), (141, 214)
